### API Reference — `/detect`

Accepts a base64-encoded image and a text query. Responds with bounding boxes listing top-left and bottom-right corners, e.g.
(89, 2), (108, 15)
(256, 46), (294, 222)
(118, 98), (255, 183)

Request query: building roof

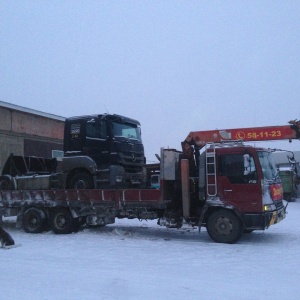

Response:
(0, 100), (65, 121)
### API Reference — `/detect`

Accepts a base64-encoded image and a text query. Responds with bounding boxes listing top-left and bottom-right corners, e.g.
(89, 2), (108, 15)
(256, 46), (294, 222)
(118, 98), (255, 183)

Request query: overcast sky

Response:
(1, 1), (299, 161)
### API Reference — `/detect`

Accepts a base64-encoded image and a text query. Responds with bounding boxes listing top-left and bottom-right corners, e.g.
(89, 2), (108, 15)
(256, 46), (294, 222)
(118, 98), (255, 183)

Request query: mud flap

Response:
(198, 205), (208, 233)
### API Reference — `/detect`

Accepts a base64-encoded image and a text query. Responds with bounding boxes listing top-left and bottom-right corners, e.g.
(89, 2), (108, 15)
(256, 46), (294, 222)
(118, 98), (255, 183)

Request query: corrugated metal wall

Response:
(0, 104), (64, 173)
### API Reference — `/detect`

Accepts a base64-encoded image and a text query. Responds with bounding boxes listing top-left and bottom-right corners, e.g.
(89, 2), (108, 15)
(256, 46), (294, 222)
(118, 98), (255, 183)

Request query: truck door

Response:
(84, 119), (109, 167)
(217, 153), (262, 213)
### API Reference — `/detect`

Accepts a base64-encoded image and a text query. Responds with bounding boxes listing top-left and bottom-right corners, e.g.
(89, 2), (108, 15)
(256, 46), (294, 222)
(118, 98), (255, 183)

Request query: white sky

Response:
(1, 1), (300, 161)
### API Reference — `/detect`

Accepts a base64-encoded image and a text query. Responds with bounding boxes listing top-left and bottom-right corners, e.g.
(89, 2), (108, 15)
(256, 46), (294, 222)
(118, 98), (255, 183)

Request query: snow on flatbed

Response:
(1, 200), (300, 300)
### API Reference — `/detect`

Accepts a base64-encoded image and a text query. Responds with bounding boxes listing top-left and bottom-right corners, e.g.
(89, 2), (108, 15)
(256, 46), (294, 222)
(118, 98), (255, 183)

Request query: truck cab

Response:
(199, 144), (286, 242)
(211, 145), (285, 224)
(63, 114), (145, 188)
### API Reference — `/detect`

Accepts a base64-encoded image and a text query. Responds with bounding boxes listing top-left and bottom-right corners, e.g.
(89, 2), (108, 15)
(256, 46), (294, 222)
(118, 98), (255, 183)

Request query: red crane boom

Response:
(182, 119), (300, 157)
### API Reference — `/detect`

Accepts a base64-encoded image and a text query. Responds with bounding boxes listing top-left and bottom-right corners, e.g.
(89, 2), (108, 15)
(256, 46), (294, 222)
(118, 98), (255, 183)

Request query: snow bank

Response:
(1, 201), (300, 300)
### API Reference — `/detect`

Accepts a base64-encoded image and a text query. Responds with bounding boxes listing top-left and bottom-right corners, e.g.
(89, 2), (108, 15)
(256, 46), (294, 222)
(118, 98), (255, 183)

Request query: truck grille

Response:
(121, 152), (144, 173)
(117, 142), (144, 173)
(121, 143), (144, 153)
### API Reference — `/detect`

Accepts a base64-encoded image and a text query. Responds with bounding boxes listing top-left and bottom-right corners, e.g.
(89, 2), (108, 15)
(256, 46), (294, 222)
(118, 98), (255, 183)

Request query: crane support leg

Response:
(181, 159), (190, 219)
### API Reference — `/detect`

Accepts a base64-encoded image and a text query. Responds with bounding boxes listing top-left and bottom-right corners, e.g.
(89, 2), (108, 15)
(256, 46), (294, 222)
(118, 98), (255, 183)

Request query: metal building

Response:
(0, 100), (65, 174)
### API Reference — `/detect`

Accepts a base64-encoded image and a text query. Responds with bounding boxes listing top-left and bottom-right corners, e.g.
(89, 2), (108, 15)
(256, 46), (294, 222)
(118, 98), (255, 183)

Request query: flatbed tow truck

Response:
(0, 119), (299, 243)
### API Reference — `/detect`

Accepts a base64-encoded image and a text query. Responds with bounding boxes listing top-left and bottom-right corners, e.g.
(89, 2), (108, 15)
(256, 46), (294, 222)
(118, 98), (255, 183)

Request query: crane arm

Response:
(182, 119), (300, 158)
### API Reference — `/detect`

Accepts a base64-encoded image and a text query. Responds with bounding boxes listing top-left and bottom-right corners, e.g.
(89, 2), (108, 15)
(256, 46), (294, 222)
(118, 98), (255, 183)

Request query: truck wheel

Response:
(69, 172), (94, 189)
(22, 208), (48, 233)
(206, 209), (243, 244)
(51, 208), (76, 234)
(0, 176), (15, 190)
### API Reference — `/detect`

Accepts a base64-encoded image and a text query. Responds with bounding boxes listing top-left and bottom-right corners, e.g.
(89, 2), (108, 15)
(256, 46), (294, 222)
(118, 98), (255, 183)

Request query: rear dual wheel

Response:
(206, 209), (243, 244)
(51, 208), (81, 234)
(22, 207), (82, 234)
(22, 208), (48, 233)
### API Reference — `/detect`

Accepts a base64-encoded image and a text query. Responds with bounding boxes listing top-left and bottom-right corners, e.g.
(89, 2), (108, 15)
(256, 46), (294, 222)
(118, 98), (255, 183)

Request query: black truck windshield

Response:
(257, 151), (278, 180)
(112, 122), (142, 142)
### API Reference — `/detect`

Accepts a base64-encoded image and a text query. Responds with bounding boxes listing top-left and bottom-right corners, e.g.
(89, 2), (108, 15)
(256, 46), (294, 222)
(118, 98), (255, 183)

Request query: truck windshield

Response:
(257, 151), (278, 180)
(112, 122), (142, 142)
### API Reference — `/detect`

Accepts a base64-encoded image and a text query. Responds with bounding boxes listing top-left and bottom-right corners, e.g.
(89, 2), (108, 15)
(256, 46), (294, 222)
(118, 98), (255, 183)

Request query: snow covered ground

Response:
(1, 200), (300, 300)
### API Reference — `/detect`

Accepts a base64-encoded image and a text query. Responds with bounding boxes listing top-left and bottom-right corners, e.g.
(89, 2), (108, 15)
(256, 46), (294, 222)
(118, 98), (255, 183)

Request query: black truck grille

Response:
(115, 142), (144, 173)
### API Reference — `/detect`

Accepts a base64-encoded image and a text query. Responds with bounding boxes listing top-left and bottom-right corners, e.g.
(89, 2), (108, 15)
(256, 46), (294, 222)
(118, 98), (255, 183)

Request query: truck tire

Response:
(69, 172), (94, 189)
(51, 208), (76, 234)
(0, 175), (15, 190)
(206, 209), (243, 244)
(22, 208), (48, 233)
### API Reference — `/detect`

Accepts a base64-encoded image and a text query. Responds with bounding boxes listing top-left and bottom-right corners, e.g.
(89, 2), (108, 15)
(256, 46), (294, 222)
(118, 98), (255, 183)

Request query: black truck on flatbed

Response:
(63, 114), (145, 188)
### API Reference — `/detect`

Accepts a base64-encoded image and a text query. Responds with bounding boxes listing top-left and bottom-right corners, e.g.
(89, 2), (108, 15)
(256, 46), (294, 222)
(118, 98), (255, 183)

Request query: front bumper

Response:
(265, 204), (287, 228)
(243, 202), (288, 230)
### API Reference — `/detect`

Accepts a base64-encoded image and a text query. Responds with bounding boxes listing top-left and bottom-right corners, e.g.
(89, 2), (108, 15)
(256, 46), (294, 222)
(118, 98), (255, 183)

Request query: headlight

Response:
(264, 204), (276, 212)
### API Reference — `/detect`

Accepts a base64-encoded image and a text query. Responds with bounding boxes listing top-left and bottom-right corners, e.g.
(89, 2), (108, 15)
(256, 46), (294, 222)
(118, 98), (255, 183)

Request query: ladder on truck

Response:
(206, 143), (217, 197)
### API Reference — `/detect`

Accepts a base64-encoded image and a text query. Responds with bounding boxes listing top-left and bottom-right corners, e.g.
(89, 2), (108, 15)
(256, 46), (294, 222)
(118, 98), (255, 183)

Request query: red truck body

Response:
(0, 120), (299, 243)
(0, 145), (287, 243)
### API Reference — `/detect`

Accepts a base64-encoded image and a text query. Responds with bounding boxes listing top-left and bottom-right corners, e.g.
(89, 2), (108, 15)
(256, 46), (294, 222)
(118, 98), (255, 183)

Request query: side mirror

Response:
(244, 154), (250, 175)
(288, 154), (296, 164)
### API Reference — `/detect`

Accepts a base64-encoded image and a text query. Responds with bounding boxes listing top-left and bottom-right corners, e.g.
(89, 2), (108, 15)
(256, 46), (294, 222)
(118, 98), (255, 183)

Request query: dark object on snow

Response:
(0, 226), (15, 248)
